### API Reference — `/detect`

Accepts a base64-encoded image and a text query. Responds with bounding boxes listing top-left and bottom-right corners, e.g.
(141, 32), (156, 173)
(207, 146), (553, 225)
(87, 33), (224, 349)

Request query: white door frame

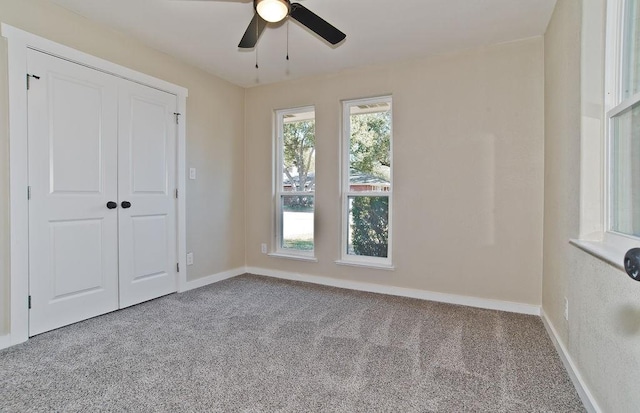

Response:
(1, 24), (189, 347)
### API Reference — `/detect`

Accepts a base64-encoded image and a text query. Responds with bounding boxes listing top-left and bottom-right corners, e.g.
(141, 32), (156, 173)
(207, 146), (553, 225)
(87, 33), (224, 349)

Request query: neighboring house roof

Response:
(283, 170), (389, 188)
(348, 170), (390, 185)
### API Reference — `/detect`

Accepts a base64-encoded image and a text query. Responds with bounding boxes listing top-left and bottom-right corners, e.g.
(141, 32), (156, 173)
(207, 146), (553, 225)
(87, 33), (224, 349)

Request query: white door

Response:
(28, 51), (179, 335)
(28, 50), (120, 335)
(117, 81), (178, 308)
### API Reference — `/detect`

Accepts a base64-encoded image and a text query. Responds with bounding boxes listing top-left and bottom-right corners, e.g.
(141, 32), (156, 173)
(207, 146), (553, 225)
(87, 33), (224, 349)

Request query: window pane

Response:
(282, 111), (315, 192)
(623, 0), (640, 99)
(347, 196), (389, 258)
(611, 101), (640, 236)
(348, 103), (391, 192)
(281, 195), (314, 251)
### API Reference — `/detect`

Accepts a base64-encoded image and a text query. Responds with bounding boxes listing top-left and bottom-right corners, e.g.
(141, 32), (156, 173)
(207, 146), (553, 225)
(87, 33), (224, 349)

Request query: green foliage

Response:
(283, 120), (315, 192)
(282, 238), (314, 251)
(351, 196), (389, 258)
(283, 195), (314, 211)
(349, 112), (391, 181)
(349, 111), (391, 258)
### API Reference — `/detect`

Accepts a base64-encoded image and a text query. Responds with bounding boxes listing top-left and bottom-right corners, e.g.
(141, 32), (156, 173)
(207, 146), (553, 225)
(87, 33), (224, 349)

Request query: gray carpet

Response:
(0, 274), (584, 412)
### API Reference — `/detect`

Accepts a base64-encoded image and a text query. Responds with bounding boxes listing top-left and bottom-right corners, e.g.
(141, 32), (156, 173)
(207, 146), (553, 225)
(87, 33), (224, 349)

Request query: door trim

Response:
(2, 24), (189, 347)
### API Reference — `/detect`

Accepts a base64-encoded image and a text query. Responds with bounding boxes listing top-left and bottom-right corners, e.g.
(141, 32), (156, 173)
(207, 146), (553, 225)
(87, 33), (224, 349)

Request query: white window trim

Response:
(605, 0), (640, 250)
(267, 252), (318, 262)
(335, 259), (395, 271)
(1, 24), (189, 346)
(339, 96), (393, 268)
(573, 0), (640, 267)
(273, 106), (316, 259)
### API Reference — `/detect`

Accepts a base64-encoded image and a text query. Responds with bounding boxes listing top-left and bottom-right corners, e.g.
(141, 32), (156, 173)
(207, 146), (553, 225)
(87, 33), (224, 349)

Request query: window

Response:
(340, 96), (393, 267)
(274, 107), (315, 257)
(606, 0), (640, 248)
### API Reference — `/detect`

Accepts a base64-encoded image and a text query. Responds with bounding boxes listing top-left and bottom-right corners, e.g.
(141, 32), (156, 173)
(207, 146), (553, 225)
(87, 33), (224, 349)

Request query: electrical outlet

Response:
(261, 243), (267, 254)
(189, 168), (196, 180)
(186, 252), (194, 266)
(564, 297), (569, 321)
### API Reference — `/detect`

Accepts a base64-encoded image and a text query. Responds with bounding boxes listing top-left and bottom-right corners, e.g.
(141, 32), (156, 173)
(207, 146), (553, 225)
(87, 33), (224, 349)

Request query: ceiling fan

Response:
(192, 0), (346, 48)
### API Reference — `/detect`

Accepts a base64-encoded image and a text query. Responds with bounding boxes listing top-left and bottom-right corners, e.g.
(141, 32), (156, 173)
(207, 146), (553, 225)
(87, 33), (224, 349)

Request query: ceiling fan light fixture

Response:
(256, 0), (290, 23)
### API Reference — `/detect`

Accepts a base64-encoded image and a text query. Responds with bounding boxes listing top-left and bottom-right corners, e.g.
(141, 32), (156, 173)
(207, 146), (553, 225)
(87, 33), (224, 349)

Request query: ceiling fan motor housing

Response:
(255, 0), (291, 23)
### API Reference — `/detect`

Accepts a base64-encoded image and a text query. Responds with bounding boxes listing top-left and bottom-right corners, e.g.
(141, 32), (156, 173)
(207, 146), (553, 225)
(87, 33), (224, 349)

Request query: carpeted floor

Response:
(0, 274), (584, 412)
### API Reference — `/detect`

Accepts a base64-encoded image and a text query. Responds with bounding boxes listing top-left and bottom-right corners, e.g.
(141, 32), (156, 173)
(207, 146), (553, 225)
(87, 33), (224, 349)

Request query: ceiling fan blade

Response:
(238, 13), (268, 48)
(289, 3), (346, 45)
(170, 0), (251, 2)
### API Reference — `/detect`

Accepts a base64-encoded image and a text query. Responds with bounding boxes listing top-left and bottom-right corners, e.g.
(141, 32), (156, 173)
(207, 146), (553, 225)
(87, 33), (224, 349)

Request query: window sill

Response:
(569, 239), (625, 271)
(267, 252), (318, 263)
(335, 260), (395, 271)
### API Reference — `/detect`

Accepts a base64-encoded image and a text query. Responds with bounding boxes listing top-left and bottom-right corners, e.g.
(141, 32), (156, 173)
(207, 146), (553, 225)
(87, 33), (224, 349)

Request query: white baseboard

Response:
(0, 334), (12, 351)
(246, 267), (540, 316)
(541, 310), (601, 413)
(180, 267), (245, 292)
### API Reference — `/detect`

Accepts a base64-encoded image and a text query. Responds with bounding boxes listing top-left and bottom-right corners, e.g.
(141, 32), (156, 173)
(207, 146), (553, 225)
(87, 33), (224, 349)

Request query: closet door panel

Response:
(27, 50), (119, 336)
(118, 81), (178, 308)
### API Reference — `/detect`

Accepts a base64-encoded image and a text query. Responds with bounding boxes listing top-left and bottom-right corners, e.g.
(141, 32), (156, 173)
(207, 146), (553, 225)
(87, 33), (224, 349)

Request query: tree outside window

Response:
(276, 108), (315, 254)
(343, 98), (393, 264)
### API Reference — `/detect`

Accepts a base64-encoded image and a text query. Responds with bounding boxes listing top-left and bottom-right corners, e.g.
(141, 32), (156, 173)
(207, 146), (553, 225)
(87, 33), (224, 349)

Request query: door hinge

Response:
(176, 263), (180, 273)
(27, 186), (31, 200)
(28, 295), (31, 309)
(175, 188), (178, 199)
(174, 112), (181, 125)
(26, 74), (40, 90)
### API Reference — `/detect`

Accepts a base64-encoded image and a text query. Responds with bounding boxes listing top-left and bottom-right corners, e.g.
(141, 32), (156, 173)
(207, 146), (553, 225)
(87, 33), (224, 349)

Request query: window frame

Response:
(273, 106), (317, 259)
(604, 0), (640, 251)
(339, 96), (394, 269)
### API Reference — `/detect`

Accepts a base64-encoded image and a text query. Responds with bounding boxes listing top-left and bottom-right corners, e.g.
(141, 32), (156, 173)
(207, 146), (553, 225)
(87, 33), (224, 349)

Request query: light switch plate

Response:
(189, 168), (196, 180)
(186, 252), (194, 265)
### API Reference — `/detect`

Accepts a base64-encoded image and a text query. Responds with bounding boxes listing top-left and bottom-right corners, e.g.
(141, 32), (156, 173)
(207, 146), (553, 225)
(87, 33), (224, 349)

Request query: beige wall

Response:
(0, 39), (8, 335)
(543, 0), (640, 411)
(0, 0), (246, 335)
(245, 38), (545, 305)
(543, 0), (582, 344)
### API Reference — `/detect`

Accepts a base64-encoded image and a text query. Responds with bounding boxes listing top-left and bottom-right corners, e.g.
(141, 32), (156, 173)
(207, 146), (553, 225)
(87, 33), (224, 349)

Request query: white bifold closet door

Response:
(117, 80), (178, 308)
(27, 49), (178, 336)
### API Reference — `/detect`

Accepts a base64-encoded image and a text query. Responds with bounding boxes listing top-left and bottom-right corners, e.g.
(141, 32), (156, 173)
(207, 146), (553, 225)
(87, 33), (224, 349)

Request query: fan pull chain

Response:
(255, 44), (260, 84)
(286, 20), (290, 61)
(255, 19), (260, 69)
(255, 40), (259, 69)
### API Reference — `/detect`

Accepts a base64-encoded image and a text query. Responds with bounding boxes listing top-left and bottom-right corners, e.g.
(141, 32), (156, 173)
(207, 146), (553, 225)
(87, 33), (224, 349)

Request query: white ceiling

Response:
(50, 0), (557, 88)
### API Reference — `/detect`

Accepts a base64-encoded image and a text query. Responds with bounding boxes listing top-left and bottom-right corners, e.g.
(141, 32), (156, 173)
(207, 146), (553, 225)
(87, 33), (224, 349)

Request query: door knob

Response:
(121, 201), (132, 209)
(106, 201), (117, 209)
